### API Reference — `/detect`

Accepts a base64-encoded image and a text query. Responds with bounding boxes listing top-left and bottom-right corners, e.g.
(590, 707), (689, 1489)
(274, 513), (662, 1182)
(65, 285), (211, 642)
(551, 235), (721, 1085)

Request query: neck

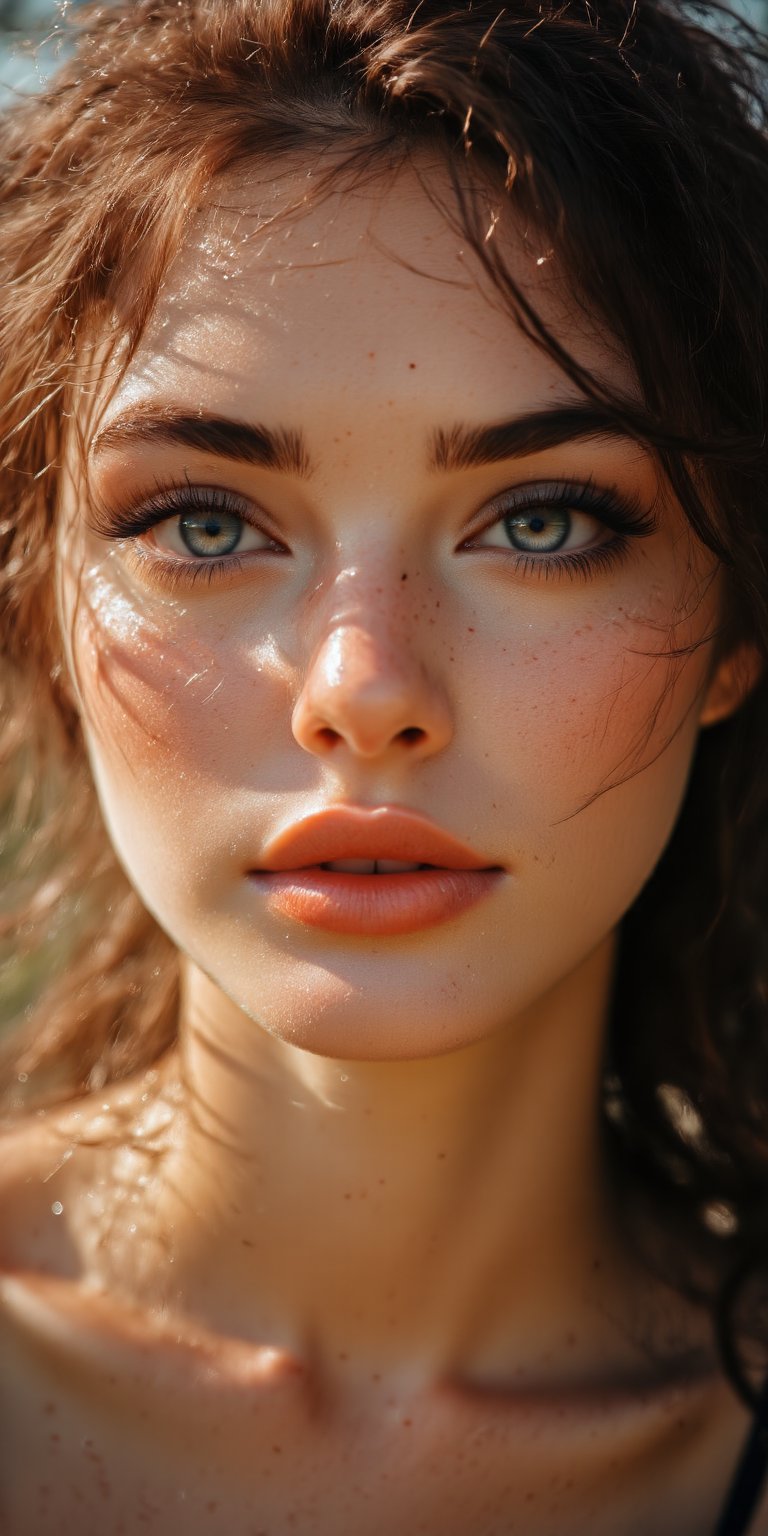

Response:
(140, 936), (640, 1387)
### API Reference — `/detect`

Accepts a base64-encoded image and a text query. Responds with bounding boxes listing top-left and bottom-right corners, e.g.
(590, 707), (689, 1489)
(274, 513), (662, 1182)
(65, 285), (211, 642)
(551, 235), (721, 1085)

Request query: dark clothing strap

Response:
(713, 1378), (768, 1536)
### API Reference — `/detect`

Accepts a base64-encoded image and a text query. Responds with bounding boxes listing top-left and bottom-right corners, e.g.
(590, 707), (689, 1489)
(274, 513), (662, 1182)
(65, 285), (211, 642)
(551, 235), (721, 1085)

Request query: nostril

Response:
(399, 727), (426, 746)
(316, 726), (340, 748)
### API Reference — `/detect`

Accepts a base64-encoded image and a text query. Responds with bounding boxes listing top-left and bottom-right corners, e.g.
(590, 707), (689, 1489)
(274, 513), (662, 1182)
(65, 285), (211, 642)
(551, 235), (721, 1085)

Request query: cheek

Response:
(470, 598), (711, 932)
(64, 558), (291, 901)
(518, 627), (692, 800)
(471, 563), (711, 801)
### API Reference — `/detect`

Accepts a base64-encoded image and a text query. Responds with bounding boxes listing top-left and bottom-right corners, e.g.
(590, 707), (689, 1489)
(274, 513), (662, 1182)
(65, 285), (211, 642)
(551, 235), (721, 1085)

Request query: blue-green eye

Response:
(466, 480), (658, 571)
(177, 509), (244, 557)
(145, 493), (278, 561)
(503, 508), (570, 553)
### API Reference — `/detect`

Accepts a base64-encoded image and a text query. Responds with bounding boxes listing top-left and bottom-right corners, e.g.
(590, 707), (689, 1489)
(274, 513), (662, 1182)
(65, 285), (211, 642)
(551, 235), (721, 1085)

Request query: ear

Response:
(699, 641), (763, 728)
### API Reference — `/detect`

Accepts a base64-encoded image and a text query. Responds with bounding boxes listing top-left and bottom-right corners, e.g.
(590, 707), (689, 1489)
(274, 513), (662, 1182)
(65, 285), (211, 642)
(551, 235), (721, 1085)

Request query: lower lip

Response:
(248, 867), (503, 936)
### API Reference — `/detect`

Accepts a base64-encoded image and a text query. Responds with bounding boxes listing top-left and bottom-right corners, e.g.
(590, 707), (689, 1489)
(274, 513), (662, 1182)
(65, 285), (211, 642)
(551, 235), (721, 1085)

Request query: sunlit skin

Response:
(0, 161), (762, 1534)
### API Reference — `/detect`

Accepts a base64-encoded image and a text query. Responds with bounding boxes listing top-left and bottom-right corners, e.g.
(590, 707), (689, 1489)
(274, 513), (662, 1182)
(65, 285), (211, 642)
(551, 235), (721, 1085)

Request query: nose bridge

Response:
(305, 553), (420, 670)
(317, 553), (406, 630)
(291, 558), (452, 762)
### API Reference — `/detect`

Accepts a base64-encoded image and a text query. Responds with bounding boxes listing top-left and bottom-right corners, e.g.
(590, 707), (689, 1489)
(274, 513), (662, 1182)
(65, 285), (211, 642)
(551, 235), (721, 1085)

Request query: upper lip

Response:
(255, 806), (502, 872)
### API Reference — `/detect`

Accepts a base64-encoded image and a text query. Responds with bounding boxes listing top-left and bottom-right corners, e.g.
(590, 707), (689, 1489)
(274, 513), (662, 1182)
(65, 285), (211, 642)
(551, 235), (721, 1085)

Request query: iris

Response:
(504, 508), (569, 553)
(179, 510), (243, 557)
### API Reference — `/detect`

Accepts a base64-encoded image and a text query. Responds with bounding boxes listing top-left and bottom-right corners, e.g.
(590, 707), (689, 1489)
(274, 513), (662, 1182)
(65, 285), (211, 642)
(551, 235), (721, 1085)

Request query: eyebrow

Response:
(429, 403), (635, 471)
(90, 405), (312, 478)
(90, 399), (634, 478)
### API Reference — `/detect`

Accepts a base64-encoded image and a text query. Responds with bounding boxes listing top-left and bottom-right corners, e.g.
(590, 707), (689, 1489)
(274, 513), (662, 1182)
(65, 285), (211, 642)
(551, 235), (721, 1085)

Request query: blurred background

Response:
(0, 0), (767, 96)
(0, 0), (68, 98)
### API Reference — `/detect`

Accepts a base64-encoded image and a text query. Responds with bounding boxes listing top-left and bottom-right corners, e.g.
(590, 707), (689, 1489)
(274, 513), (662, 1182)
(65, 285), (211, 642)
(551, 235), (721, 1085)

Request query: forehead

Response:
(96, 157), (639, 436)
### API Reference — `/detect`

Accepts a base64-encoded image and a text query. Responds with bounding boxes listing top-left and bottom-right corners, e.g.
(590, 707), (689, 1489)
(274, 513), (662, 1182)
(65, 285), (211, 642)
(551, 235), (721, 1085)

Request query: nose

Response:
(291, 617), (453, 763)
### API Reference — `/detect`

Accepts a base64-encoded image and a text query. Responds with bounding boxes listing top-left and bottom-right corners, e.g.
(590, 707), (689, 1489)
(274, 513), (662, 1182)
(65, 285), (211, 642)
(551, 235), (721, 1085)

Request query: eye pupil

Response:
(179, 509), (243, 557)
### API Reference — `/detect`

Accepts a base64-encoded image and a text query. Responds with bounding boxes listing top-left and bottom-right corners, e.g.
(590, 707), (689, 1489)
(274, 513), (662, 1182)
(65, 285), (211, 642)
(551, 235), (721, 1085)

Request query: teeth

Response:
(322, 859), (425, 874)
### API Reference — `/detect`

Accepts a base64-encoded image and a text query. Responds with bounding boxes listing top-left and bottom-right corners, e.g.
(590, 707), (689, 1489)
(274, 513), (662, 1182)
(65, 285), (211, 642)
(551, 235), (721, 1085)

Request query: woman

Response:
(0, 0), (767, 1530)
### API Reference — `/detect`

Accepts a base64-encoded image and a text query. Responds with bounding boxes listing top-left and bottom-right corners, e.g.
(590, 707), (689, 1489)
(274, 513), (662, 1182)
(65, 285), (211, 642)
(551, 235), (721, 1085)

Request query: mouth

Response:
(318, 858), (432, 874)
(248, 807), (504, 936)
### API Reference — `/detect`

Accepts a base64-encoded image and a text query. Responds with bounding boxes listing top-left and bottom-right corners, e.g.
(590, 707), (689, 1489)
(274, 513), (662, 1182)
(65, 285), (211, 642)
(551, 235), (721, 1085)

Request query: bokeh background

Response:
(0, 0), (69, 98)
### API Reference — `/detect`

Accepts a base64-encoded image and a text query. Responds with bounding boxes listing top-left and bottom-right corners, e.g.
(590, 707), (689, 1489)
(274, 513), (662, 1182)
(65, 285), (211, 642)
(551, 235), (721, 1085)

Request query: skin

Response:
(0, 160), (763, 1534)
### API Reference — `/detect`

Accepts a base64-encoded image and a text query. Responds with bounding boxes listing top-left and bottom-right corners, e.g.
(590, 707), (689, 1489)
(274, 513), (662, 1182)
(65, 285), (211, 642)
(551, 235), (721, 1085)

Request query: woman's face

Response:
(58, 162), (725, 1060)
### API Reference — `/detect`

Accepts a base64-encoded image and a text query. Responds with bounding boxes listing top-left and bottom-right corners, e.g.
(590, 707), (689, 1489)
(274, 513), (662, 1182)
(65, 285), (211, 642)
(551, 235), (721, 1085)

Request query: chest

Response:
(0, 1337), (755, 1536)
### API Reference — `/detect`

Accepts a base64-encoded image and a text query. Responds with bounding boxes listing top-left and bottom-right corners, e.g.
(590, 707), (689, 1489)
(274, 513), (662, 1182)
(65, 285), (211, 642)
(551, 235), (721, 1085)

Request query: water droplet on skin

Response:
(340, 1074), (348, 1083)
(51, 1202), (63, 1216)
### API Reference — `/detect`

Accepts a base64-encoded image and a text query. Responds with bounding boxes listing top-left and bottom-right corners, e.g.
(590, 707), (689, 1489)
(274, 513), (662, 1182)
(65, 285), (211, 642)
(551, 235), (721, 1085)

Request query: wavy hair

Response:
(1, 0), (767, 1400)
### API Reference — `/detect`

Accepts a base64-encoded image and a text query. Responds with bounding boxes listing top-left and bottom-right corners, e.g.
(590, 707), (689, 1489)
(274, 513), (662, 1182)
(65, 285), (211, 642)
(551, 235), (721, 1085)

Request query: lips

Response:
(248, 806), (504, 936)
(256, 805), (497, 873)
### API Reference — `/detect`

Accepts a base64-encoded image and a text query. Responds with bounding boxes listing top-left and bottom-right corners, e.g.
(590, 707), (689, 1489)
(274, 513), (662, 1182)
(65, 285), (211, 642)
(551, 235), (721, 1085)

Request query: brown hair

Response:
(1, 0), (767, 1399)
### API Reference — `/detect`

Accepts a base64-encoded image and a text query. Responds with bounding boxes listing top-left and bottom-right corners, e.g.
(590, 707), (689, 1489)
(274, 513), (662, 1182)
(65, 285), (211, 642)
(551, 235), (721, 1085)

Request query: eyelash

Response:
(464, 479), (657, 581)
(88, 482), (279, 591)
(89, 477), (657, 590)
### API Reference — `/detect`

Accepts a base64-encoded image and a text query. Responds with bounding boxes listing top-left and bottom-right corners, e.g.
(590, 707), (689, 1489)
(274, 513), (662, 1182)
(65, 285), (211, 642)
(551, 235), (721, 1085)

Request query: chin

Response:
(196, 946), (509, 1063)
